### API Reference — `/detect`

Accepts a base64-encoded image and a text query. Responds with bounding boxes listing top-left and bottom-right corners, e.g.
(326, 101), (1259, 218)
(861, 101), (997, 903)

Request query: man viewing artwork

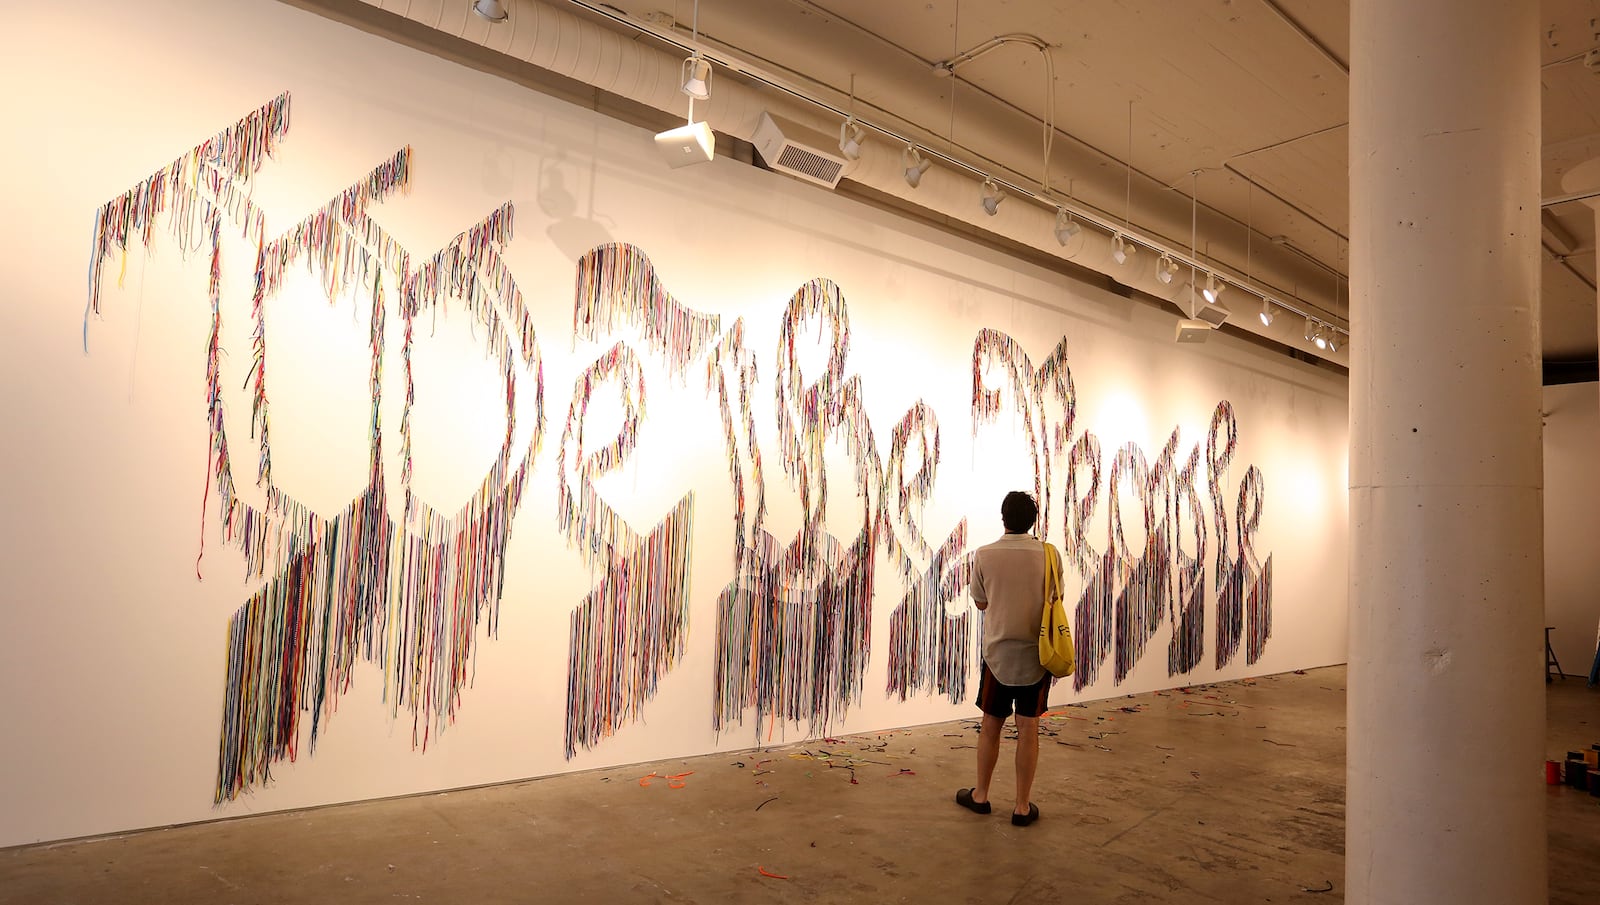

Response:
(955, 491), (1049, 827)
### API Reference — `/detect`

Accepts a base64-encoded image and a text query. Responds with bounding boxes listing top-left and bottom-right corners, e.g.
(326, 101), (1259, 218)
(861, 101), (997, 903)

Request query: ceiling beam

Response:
(1541, 209), (1581, 255)
(1257, 0), (1349, 75)
(1543, 186), (1600, 209)
(1227, 122), (1348, 163)
(1543, 239), (1600, 292)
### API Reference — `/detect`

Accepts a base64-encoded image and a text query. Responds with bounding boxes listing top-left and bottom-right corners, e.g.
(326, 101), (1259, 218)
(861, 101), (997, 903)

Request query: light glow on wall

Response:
(1089, 388), (1151, 450)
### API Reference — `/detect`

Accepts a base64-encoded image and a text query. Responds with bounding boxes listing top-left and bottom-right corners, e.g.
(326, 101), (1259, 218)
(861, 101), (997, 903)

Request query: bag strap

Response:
(1042, 541), (1062, 604)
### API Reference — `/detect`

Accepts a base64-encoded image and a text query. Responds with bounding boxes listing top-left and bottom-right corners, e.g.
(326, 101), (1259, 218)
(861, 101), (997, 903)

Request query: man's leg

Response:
(973, 712), (1005, 803)
(1013, 714), (1039, 815)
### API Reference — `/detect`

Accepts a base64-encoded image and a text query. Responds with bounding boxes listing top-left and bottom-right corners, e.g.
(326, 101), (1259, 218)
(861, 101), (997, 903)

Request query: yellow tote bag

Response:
(1039, 542), (1075, 678)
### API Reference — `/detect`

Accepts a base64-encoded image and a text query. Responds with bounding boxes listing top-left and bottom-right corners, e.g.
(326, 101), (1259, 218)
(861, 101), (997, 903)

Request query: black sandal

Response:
(955, 788), (991, 814)
(1011, 803), (1040, 827)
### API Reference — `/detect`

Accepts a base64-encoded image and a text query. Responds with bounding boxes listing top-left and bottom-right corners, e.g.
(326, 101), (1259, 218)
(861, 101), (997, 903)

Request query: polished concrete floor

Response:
(5, 667), (1598, 904)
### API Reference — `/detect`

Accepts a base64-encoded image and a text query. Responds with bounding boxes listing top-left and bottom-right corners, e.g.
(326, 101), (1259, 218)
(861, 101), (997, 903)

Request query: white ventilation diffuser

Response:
(1192, 301), (1231, 328)
(751, 111), (848, 188)
(1174, 319), (1214, 343)
(654, 121), (715, 169)
(1178, 283), (1232, 328)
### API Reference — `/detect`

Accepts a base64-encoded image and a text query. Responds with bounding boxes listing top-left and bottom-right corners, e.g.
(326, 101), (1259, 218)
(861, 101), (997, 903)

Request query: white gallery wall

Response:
(1543, 382), (1600, 676)
(0, 0), (1349, 847)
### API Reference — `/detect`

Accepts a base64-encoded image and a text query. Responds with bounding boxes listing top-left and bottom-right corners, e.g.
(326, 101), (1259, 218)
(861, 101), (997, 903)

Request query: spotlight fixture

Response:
(1202, 272), (1226, 304)
(1156, 253), (1178, 284)
(681, 54), (713, 101)
(902, 144), (932, 188)
(656, 0), (711, 169)
(1303, 317), (1318, 343)
(1112, 233), (1135, 265)
(980, 179), (1006, 216)
(472, 0), (509, 22)
(1258, 300), (1274, 327)
(838, 118), (865, 161)
(1313, 323), (1328, 350)
(1053, 209), (1080, 246)
(1326, 330), (1340, 352)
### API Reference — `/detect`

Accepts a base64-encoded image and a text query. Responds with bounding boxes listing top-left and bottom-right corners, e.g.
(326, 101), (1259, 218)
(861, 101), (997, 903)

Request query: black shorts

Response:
(975, 662), (1051, 719)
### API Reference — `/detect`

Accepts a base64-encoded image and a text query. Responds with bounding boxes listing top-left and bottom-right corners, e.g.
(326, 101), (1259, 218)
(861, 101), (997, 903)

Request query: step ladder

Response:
(1589, 620), (1599, 688)
(1546, 626), (1564, 683)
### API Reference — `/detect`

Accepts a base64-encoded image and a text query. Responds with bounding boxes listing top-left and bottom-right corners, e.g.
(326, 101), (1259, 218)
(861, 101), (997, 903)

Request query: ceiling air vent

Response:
(1174, 319), (1214, 343)
(1179, 284), (1231, 328)
(752, 111), (848, 189)
(1192, 301), (1231, 328)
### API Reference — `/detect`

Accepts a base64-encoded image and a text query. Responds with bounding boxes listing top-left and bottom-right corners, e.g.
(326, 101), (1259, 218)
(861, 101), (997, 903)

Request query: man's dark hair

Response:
(1001, 491), (1038, 534)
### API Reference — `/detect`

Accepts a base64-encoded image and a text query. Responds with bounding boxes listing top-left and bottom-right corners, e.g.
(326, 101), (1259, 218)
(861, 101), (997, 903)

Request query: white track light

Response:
(1156, 253), (1177, 284)
(472, 0), (508, 22)
(1326, 330), (1340, 352)
(681, 55), (712, 101)
(1112, 233), (1135, 265)
(1313, 323), (1328, 350)
(981, 179), (1005, 216)
(1054, 209), (1080, 246)
(1304, 317), (1318, 342)
(838, 118), (865, 161)
(903, 145), (932, 188)
(1202, 272), (1225, 304)
(1258, 300), (1274, 327)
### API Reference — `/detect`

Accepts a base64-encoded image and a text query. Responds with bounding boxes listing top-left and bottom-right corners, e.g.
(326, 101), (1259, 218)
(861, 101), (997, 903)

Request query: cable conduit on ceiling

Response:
(783, 0), (1350, 292)
(549, 0), (1347, 335)
(334, 0), (1349, 361)
(552, 3), (1351, 338)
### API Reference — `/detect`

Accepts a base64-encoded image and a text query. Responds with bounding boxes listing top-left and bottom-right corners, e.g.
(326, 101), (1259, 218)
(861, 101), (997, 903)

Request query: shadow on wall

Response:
(539, 151), (615, 263)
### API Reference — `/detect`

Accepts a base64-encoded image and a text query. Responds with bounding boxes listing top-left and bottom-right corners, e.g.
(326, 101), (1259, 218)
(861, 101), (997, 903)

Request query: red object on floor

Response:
(1546, 760), (1562, 785)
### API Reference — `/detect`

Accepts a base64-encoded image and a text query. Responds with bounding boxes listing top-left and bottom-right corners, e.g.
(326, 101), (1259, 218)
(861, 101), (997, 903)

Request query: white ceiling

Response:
(593, 0), (1600, 361)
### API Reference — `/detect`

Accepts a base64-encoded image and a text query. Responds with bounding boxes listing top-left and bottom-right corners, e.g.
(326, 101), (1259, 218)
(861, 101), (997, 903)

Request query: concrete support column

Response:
(1347, 1), (1545, 903)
